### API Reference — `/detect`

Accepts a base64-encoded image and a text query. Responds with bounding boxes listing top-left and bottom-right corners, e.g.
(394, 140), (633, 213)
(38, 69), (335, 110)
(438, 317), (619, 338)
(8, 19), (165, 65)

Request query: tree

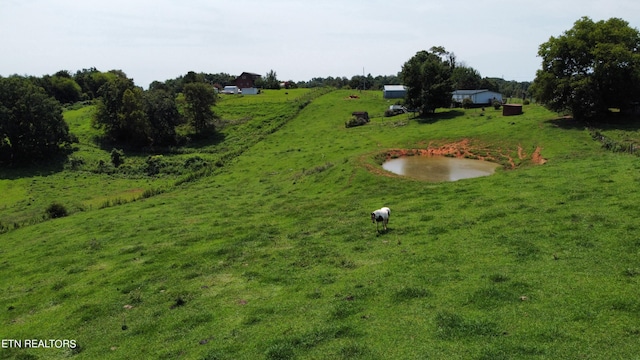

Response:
(451, 66), (482, 90)
(38, 73), (82, 104)
(183, 83), (217, 134)
(0, 76), (72, 165)
(92, 74), (137, 142)
(532, 17), (640, 120)
(144, 87), (182, 145)
(118, 87), (151, 146)
(401, 47), (455, 114)
(261, 69), (280, 90)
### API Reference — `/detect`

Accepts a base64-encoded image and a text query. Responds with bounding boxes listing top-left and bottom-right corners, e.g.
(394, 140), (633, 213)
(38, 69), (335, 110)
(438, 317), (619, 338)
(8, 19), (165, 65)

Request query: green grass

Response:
(2, 90), (640, 359)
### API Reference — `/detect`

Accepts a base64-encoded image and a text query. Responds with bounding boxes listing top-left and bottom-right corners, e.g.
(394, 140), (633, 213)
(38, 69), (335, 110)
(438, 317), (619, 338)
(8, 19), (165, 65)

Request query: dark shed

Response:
(503, 104), (523, 116)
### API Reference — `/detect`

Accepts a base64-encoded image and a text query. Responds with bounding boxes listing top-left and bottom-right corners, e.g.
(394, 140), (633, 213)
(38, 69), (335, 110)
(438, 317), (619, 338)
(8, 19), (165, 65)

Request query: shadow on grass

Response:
(92, 130), (227, 154)
(414, 109), (465, 125)
(0, 153), (68, 180)
(547, 113), (640, 131)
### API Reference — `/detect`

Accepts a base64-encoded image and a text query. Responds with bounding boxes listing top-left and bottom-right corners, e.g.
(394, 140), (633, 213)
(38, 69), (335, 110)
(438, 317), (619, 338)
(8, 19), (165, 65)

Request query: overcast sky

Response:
(2, 0), (640, 88)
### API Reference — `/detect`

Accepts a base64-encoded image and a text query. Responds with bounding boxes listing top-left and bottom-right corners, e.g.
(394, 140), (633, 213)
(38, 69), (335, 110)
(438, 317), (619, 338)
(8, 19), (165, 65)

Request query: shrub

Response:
(462, 98), (473, 109)
(110, 148), (124, 167)
(145, 155), (165, 176)
(345, 116), (368, 128)
(46, 202), (68, 219)
(492, 100), (502, 110)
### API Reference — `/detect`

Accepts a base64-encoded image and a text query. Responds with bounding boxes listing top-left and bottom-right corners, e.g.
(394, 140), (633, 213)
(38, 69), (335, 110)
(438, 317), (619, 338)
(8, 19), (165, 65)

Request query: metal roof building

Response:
(452, 89), (503, 104)
(383, 85), (407, 99)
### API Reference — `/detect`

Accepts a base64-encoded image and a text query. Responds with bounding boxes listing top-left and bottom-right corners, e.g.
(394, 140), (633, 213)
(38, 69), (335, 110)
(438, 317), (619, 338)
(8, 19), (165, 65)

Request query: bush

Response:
(46, 202), (68, 219)
(145, 155), (165, 176)
(110, 148), (124, 167)
(345, 116), (369, 128)
(492, 100), (502, 110)
(462, 98), (473, 109)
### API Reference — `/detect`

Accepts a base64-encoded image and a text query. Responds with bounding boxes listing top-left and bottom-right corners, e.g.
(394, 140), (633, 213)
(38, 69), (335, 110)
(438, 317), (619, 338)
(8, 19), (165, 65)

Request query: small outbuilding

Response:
(383, 85), (407, 99)
(502, 104), (523, 116)
(221, 86), (240, 94)
(241, 87), (259, 95)
(452, 89), (503, 105)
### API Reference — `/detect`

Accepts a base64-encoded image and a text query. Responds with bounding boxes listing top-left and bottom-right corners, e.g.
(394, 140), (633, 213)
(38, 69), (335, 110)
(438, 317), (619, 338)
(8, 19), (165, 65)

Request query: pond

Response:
(382, 155), (500, 182)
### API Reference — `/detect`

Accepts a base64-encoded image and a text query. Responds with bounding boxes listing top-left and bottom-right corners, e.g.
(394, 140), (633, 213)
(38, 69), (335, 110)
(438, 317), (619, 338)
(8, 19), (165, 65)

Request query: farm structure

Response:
(502, 104), (523, 116)
(452, 89), (503, 105)
(221, 86), (240, 94)
(383, 85), (407, 99)
(235, 72), (261, 95)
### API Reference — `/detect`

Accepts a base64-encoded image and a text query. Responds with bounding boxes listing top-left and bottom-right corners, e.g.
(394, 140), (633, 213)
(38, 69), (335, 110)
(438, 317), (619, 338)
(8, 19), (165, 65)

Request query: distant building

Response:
(452, 89), (503, 105)
(221, 85), (239, 94)
(235, 72), (261, 90)
(383, 85), (407, 99)
(241, 87), (259, 95)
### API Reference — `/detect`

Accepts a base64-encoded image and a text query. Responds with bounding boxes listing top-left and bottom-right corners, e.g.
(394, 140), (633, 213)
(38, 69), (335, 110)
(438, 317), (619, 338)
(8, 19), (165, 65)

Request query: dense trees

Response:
(91, 72), (217, 146)
(144, 86), (183, 145)
(0, 76), (72, 165)
(183, 82), (217, 134)
(401, 47), (455, 114)
(532, 17), (640, 120)
(297, 74), (401, 90)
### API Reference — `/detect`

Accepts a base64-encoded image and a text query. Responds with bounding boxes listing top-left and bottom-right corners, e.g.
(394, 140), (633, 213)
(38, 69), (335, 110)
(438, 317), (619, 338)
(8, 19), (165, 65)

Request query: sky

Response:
(2, 0), (640, 88)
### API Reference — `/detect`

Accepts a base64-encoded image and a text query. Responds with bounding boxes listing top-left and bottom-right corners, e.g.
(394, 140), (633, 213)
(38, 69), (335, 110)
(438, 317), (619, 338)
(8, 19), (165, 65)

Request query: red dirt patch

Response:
(362, 139), (546, 179)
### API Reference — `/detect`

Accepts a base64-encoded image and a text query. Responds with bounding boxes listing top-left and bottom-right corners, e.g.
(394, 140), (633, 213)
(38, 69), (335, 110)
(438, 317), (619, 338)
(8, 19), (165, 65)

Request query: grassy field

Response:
(2, 89), (640, 359)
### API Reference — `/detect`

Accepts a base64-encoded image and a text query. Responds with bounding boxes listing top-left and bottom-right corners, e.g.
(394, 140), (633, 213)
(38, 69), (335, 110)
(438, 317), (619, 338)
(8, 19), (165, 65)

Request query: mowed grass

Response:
(2, 90), (640, 359)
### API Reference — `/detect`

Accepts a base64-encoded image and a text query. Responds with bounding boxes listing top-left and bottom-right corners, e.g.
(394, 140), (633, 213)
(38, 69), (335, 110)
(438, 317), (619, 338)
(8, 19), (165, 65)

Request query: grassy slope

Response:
(2, 90), (640, 359)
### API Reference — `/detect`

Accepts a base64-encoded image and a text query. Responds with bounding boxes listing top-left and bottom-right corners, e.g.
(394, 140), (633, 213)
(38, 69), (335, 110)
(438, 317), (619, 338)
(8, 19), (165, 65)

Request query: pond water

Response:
(382, 156), (500, 182)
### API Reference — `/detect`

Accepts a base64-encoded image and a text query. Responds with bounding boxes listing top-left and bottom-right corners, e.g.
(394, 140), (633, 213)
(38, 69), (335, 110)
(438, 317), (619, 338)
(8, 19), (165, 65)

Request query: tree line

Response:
(4, 15), (636, 166)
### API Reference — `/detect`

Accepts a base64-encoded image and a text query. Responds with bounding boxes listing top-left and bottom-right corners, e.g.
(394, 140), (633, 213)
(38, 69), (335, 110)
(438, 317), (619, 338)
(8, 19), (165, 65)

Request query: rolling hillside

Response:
(2, 90), (640, 359)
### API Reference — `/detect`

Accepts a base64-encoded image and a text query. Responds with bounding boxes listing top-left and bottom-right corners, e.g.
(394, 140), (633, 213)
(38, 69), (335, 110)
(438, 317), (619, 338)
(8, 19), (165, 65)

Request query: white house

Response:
(383, 85), (407, 99)
(452, 89), (503, 105)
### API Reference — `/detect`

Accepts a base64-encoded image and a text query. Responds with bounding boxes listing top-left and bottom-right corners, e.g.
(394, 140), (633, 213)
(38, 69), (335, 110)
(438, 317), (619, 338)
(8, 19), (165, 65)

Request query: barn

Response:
(235, 72), (262, 92)
(452, 89), (503, 105)
(383, 85), (407, 99)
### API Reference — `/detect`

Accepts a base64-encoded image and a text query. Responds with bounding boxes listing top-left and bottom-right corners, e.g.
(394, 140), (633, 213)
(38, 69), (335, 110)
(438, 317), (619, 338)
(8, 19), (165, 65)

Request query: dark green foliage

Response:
(110, 148), (124, 167)
(36, 72), (83, 104)
(262, 69), (281, 90)
(93, 73), (182, 147)
(143, 86), (182, 145)
(401, 47), (455, 114)
(74, 68), (116, 99)
(46, 202), (68, 219)
(532, 17), (640, 120)
(92, 74), (138, 141)
(0, 76), (72, 165)
(145, 155), (165, 176)
(451, 66), (483, 90)
(183, 82), (217, 134)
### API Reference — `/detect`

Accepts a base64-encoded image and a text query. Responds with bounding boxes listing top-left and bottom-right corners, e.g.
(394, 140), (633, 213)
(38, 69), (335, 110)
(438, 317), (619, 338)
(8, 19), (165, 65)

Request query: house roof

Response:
(383, 85), (407, 91)
(452, 89), (497, 95)
(238, 72), (262, 78)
